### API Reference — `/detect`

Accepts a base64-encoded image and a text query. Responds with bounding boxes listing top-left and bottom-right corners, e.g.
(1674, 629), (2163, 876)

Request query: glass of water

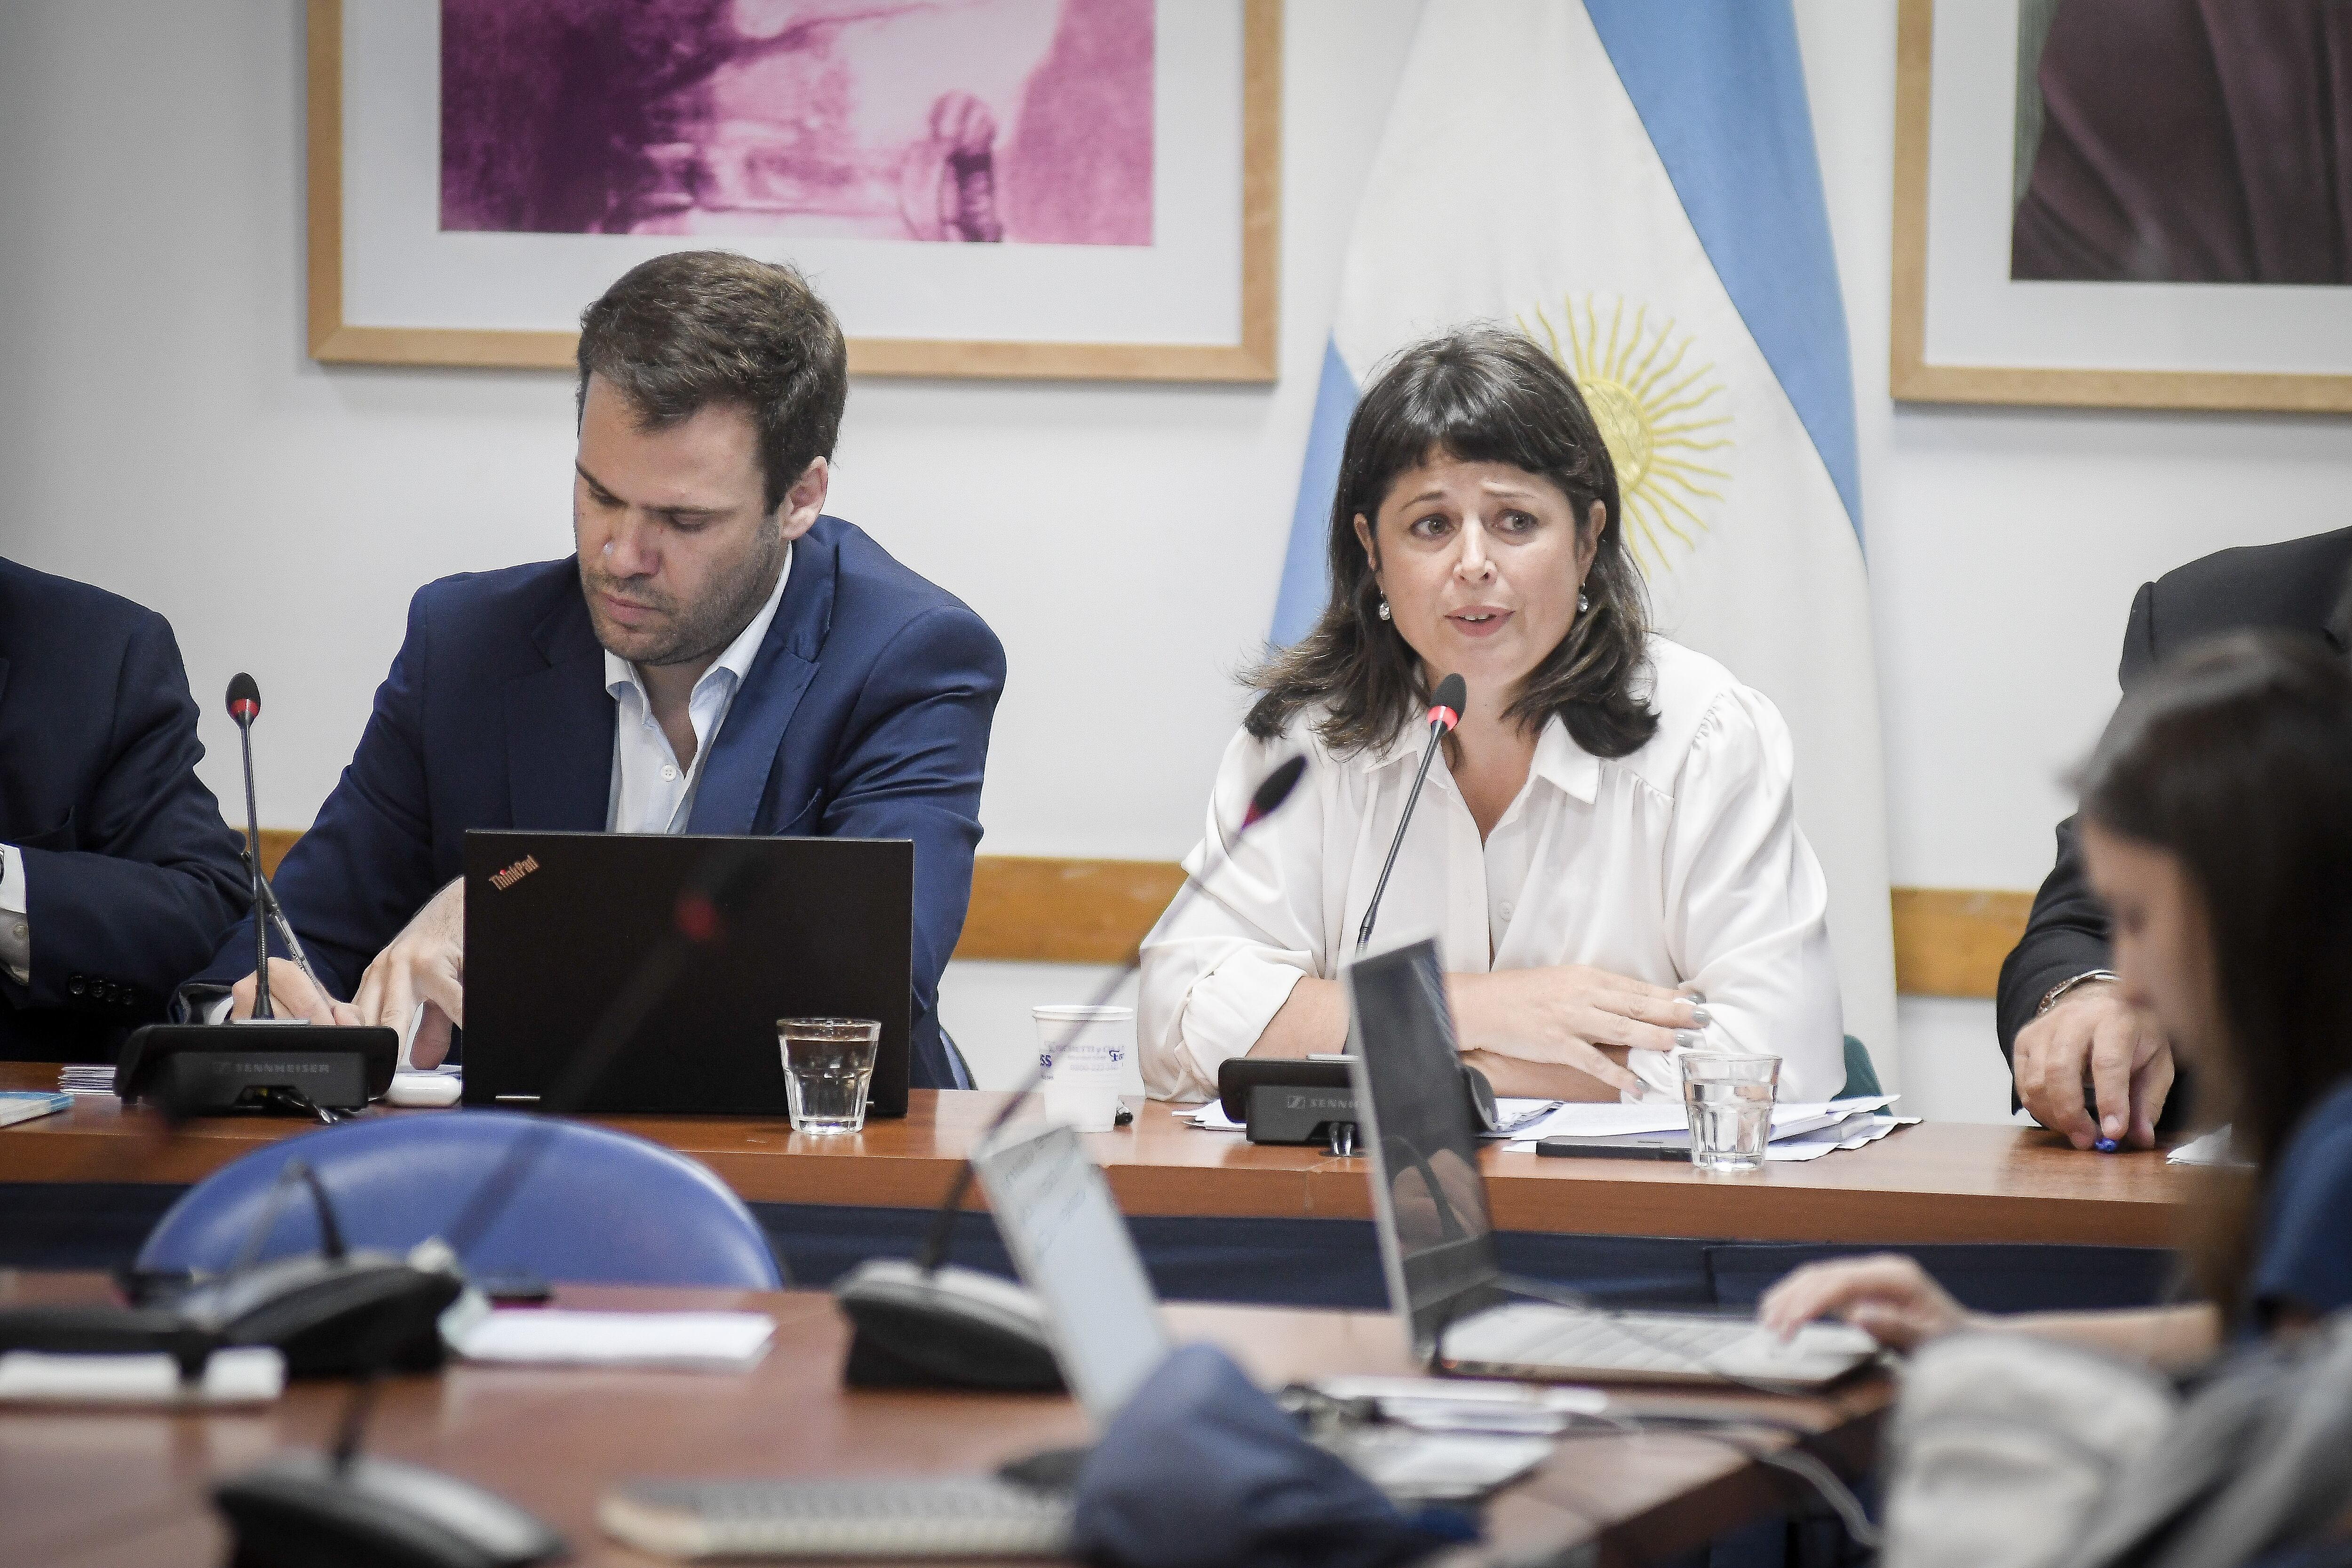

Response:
(1680, 1052), (1780, 1173)
(778, 1017), (881, 1134)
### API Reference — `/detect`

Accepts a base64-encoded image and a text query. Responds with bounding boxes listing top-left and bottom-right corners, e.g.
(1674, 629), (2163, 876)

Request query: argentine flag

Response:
(1274, 0), (1897, 1066)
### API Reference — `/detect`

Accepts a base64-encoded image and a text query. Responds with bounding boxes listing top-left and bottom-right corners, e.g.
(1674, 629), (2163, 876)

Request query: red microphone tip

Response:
(1426, 674), (1466, 733)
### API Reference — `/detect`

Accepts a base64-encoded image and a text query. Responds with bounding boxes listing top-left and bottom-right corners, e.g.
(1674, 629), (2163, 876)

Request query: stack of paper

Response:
(57, 1065), (114, 1096)
(1501, 1097), (1914, 1161)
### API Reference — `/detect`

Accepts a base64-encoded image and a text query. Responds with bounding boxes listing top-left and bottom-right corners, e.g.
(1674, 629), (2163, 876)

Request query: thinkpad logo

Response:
(490, 854), (541, 891)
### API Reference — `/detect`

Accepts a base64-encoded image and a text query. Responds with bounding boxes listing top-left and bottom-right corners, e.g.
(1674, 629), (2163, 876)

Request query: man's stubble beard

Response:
(582, 516), (787, 669)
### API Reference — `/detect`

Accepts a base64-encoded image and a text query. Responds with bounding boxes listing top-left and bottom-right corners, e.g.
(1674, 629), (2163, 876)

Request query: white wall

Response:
(4, 3), (2347, 1113)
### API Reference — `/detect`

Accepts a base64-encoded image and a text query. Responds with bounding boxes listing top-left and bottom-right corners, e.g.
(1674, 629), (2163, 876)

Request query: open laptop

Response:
(462, 830), (914, 1117)
(1347, 939), (1877, 1389)
(969, 1119), (1174, 1418)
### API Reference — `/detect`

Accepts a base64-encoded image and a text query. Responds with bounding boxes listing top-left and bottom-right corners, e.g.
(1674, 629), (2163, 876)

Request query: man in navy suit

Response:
(191, 251), (1005, 1088)
(0, 559), (251, 1061)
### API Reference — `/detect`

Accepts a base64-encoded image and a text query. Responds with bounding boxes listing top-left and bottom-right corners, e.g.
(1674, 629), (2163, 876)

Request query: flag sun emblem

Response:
(1520, 296), (1732, 574)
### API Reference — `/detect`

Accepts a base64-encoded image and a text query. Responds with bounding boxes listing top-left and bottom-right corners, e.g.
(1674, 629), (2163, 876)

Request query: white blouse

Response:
(1137, 638), (1845, 1104)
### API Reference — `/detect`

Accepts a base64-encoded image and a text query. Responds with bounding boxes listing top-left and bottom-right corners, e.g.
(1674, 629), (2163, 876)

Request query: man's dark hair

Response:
(2075, 632), (2352, 1315)
(576, 250), (848, 513)
(1244, 326), (1657, 759)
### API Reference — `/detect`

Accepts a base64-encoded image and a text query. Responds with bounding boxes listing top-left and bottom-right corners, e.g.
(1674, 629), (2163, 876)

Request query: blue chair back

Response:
(138, 1111), (779, 1289)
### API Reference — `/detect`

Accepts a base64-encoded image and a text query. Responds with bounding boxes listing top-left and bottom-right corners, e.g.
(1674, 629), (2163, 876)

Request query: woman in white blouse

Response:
(1138, 327), (1844, 1105)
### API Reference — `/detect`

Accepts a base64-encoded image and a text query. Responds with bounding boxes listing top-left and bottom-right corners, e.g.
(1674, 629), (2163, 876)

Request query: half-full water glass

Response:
(1033, 1004), (1131, 1134)
(1679, 1052), (1780, 1173)
(778, 1017), (881, 1134)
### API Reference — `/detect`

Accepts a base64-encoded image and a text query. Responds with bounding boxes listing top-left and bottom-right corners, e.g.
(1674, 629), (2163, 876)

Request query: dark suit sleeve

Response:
(1993, 581), (2160, 1059)
(2116, 579), (2161, 691)
(189, 589), (445, 999)
(816, 604), (1005, 1085)
(14, 613), (249, 1008)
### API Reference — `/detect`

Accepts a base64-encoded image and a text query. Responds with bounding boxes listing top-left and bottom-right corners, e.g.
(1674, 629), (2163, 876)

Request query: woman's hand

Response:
(1448, 965), (1700, 1096)
(1758, 1254), (1977, 1353)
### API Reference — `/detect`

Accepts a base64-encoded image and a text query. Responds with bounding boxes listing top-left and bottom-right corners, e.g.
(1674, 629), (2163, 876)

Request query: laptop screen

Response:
(973, 1120), (1171, 1421)
(1347, 939), (1507, 1361)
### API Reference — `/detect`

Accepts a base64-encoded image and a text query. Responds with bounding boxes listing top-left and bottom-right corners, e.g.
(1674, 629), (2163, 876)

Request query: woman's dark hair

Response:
(1243, 327), (1657, 757)
(2074, 632), (2352, 1311)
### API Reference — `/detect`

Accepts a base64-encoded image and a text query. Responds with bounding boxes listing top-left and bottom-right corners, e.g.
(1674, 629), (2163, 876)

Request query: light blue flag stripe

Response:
(1581, 0), (1862, 540)
(1270, 338), (1361, 646)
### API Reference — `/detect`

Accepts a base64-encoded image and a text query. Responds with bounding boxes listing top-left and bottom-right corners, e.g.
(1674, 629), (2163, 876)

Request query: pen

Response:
(243, 848), (328, 999)
(2082, 1079), (2119, 1153)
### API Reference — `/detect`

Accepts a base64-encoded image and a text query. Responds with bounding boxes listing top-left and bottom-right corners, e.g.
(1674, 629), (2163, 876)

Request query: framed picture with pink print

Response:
(306, 0), (1280, 382)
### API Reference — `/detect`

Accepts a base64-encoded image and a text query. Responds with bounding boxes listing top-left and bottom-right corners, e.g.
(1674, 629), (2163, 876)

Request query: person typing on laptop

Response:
(183, 251), (1005, 1090)
(1764, 637), (2352, 1369)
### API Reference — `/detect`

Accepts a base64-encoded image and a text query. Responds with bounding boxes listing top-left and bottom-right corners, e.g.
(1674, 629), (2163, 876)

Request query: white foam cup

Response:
(1033, 1004), (1131, 1134)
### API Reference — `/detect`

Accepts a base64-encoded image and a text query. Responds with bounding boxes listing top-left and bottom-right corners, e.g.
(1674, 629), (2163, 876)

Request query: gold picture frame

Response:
(306, 0), (1281, 382)
(1891, 0), (2352, 414)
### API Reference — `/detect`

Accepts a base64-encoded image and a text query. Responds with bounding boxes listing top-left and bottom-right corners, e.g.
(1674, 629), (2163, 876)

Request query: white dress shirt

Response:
(604, 547), (790, 834)
(1137, 637), (1845, 1104)
(0, 844), (28, 985)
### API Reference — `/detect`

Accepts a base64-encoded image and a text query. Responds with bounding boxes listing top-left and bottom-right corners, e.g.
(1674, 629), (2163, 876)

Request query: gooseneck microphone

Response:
(833, 756), (1309, 1395)
(1355, 673), (1465, 953)
(225, 674), (274, 1019)
(908, 754), (1308, 1274)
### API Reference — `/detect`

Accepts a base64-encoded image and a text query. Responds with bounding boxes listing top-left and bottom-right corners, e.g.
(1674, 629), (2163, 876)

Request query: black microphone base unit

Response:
(1217, 1057), (1501, 1146)
(118, 1024), (401, 1114)
(1217, 1059), (1357, 1147)
(832, 1259), (1065, 1393)
(216, 1452), (566, 1568)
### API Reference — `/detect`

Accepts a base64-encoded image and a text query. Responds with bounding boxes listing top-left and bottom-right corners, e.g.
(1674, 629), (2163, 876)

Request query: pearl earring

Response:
(1577, 591), (1590, 613)
(1376, 597), (1392, 621)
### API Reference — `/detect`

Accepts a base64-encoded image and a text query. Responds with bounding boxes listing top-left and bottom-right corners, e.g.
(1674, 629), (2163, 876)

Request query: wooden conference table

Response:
(0, 1062), (2195, 1249)
(0, 1272), (1895, 1568)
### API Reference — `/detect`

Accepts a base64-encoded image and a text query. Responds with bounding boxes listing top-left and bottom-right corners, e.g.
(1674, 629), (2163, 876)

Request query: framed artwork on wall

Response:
(1891, 0), (2352, 413)
(306, 0), (1280, 381)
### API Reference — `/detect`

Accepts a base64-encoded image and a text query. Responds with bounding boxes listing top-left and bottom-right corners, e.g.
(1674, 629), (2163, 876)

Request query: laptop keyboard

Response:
(602, 1478), (1074, 1557)
(1441, 1303), (1872, 1383)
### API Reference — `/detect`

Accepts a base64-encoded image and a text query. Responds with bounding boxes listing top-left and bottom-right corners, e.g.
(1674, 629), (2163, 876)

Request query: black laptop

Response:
(461, 831), (914, 1118)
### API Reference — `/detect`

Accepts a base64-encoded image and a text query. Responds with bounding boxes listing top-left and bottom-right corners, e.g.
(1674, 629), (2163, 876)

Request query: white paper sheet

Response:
(2167, 1125), (2249, 1167)
(448, 1310), (775, 1370)
(1761, 1114), (1919, 1162)
(0, 1347), (284, 1405)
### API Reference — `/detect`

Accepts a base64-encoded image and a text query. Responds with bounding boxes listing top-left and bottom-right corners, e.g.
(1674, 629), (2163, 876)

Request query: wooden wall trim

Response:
(1888, 887), (2033, 1001)
(242, 828), (2034, 999)
(955, 856), (1189, 965)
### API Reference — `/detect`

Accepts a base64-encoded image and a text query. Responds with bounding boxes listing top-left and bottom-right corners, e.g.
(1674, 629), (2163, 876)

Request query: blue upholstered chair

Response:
(138, 1111), (780, 1289)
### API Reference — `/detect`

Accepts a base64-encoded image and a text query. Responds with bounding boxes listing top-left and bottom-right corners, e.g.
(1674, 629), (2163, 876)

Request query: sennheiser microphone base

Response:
(1243, 1083), (1362, 1146)
(117, 1024), (400, 1114)
(1216, 1059), (1361, 1146)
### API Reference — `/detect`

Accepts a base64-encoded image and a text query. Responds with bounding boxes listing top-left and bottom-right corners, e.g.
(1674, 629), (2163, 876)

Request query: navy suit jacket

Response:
(192, 517), (1005, 1089)
(0, 558), (251, 1061)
